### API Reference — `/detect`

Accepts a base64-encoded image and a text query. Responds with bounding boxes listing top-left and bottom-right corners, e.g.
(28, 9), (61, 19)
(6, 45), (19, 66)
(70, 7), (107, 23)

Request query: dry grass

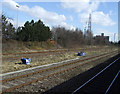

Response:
(2, 47), (118, 73)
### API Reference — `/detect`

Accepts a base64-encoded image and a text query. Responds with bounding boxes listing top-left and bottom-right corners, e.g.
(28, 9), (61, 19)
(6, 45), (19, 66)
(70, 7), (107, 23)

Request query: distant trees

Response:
(51, 26), (89, 47)
(1, 14), (112, 48)
(1, 14), (52, 42)
(16, 20), (52, 42)
(84, 30), (93, 45)
(2, 14), (15, 39)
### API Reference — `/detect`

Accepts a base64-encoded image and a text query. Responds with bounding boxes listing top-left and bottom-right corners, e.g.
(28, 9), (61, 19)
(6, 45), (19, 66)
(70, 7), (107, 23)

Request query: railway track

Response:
(1, 50), (117, 82)
(1, 50), (118, 93)
(3, 47), (108, 73)
(3, 47), (103, 56)
(72, 55), (120, 94)
(2, 48), (86, 62)
(3, 47), (111, 61)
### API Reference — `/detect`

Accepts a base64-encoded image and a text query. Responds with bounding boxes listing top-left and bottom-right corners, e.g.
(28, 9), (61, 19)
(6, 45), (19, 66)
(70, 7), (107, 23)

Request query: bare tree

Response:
(51, 27), (84, 48)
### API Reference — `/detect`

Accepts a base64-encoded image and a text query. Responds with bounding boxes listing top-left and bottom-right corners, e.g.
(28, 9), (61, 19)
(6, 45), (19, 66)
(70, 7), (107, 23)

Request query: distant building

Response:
(94, 33), (109, 45)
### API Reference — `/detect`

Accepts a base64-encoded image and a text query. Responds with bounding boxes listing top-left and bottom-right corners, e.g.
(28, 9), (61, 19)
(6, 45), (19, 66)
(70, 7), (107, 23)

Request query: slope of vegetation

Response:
(2, 39), (57, 54)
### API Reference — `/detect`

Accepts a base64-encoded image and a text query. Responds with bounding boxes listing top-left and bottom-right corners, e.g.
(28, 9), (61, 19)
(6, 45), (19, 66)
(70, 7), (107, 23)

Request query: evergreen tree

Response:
(16, 19), (52, 42)
(2, 14), (15, 39)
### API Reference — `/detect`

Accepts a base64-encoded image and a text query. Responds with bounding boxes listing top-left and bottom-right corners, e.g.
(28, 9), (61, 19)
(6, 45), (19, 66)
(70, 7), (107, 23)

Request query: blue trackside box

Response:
(77, 52), (85, 56)
(77, 52), (81, 56)
(82, 52), (85, 56)
(21, 58), (31, 65)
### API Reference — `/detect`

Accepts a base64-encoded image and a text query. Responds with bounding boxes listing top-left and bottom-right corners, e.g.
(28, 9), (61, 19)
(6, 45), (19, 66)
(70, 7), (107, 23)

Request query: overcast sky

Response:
(1, 0), (119, 42)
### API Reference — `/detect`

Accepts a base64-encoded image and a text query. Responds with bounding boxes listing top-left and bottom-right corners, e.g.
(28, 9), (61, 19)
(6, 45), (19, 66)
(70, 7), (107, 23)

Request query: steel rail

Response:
(2, 51), (116, 92)
(1, 51), (116, 83)
(2, 48), (98, 61)
(3, 48), (113, 62)
(2, 48), (90, 61)
(1, 50), (117, 84)
(3, 47), (108, 56)
(72, 56), (120, 94)
(3, 51), (65, 61)
(3, 48), (82, 56)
